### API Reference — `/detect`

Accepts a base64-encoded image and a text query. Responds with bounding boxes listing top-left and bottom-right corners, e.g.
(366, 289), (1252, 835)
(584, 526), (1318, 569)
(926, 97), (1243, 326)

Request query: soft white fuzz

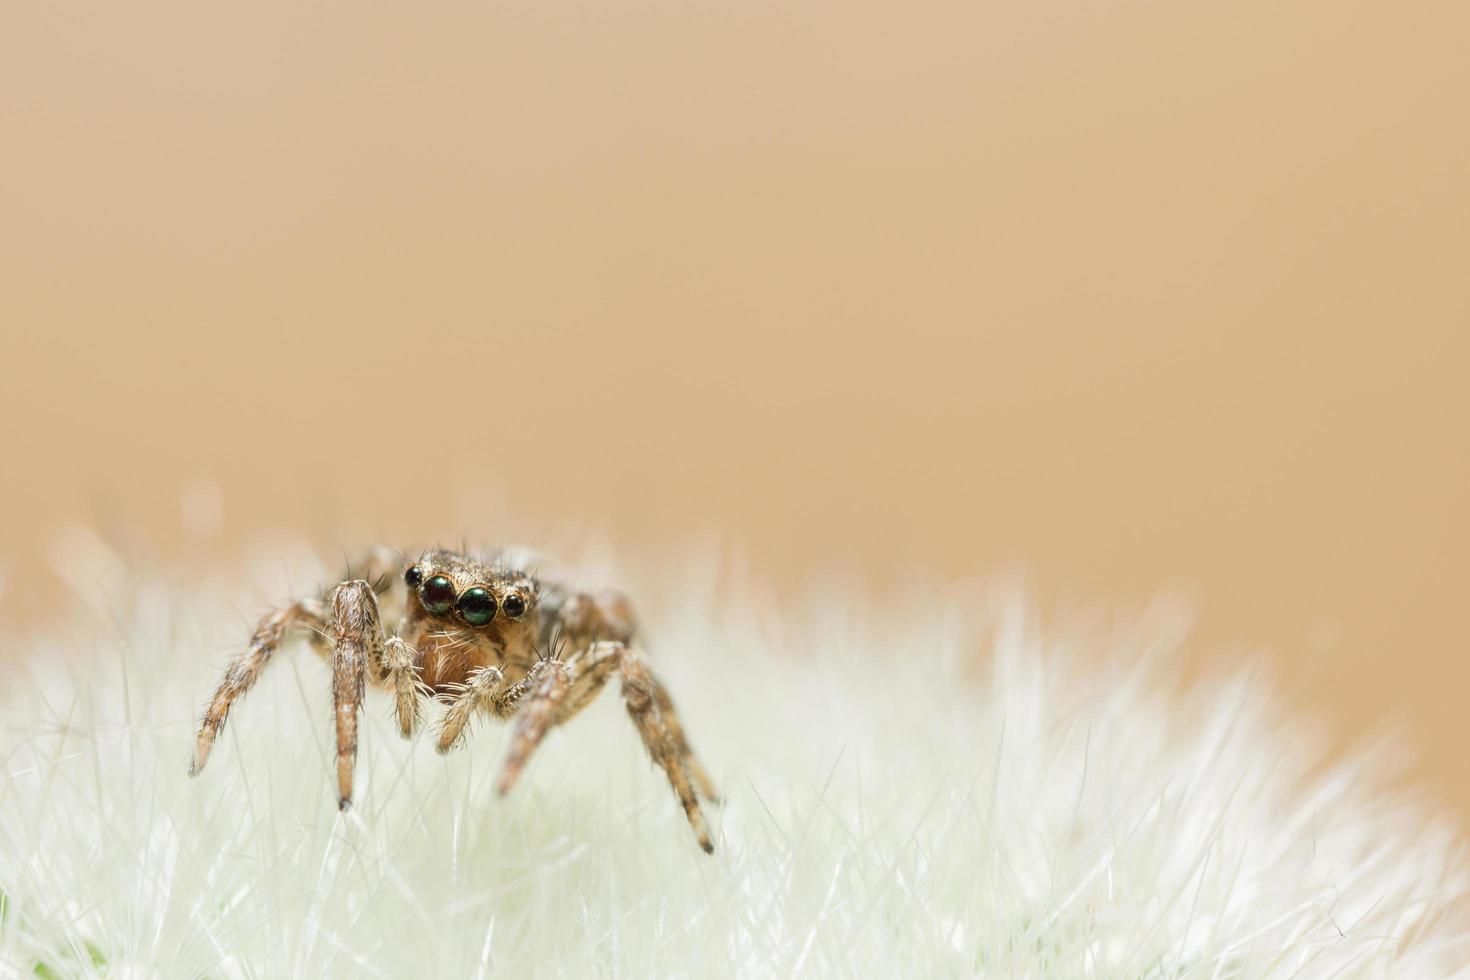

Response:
(1, 551), (1466, 978)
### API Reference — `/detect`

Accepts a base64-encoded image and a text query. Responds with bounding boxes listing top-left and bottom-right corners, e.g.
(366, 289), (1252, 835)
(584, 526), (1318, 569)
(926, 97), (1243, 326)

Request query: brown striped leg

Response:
(494, 641), (716, 854)
(566, 640), (717, 802)
(346, 547), (429, 739)
(649, 678), (719, 803)
(496, 658), (572, 796)
(325, 579), (384, 811)
(190, 598), (324, 777)
(616, 646), (715, 854)
(554, 591), (714, 805)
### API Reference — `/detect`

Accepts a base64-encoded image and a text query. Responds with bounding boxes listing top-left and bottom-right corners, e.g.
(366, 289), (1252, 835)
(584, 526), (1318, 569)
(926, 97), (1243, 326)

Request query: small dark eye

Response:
(421, 574), (456, 615)
(502, 593), (527, 619)
(458, 587), (497, 625)
(404, 565), (423, 589)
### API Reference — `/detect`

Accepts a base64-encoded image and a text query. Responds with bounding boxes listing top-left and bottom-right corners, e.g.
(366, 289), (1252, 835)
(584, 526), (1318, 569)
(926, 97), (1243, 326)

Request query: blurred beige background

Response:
(1, 2), (1466, 824)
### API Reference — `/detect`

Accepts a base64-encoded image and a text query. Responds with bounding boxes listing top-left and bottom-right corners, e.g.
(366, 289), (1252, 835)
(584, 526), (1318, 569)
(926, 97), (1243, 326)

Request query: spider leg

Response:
(324, 545), (423, 733)
(615, 645), (715, 853)
(496, 657), (573, 796)
(557, 590), (716, 801)
(190, 598), (324, 777)
(649, 679), (719, 803)
(435, 665), (532, 753)
(326, 580), (434, 797)
(326, 582), (372, 809)
(326, 544), (427, 738)
(497, 641), (715, 854)
(337, 545), (427, 739)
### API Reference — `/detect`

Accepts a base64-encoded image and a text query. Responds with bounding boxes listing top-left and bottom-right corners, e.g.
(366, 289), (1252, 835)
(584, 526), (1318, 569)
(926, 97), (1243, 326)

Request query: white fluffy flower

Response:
(1, 551), (1465, 978)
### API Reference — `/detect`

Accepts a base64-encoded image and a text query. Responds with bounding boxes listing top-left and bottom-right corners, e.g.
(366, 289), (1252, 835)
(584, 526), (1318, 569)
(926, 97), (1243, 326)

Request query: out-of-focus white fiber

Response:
(0, 547), (1465, 978)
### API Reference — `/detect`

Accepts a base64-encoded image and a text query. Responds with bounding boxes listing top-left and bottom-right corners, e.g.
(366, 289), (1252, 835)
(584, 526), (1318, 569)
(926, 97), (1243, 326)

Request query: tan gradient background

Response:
(1, 3), (1467, 824)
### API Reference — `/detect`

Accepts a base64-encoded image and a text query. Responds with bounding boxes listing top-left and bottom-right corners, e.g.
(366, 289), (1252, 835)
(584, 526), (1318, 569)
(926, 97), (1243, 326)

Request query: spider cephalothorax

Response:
(397, 549), (544, 689)
(189, 546), (717, 852)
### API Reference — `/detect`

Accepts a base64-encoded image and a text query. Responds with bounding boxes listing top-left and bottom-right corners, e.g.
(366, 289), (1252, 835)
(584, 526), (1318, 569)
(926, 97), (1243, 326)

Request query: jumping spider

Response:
(189, 547), (718, 853)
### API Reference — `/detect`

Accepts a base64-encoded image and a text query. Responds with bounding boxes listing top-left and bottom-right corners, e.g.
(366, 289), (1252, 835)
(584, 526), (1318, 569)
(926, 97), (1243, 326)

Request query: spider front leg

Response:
(324, 580), (428, 808)
(341, 546), (427, 739)
(325, 581), (376, 809)
(498, 642), (716, 854)
(191, 578), (426, 809)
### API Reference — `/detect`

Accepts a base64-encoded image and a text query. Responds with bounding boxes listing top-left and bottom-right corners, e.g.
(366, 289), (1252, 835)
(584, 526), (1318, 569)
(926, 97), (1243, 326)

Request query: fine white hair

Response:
(1, 548), (1465, 978)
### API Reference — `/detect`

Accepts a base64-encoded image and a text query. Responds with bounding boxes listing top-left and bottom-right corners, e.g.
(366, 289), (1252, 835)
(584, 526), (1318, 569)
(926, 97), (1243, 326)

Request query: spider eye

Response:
(420, 575), (456, 615)
(458, 588), (497, 625)
(404, 565), (422, 589)
(502, 592), (527, 619)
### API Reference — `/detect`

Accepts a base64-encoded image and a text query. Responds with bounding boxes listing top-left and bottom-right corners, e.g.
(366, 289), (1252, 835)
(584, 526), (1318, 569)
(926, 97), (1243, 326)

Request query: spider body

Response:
(189, 547), (717, 853)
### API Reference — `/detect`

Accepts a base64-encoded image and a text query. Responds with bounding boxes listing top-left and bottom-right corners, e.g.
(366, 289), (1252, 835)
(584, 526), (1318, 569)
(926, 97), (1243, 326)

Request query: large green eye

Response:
(421, 575), (456, 615)
(458, 587), (496, 625)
